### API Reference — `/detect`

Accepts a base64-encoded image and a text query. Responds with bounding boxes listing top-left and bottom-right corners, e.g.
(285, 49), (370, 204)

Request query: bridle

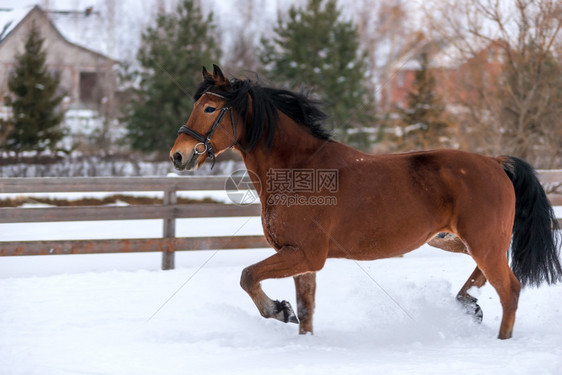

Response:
(177, 92), (237, 169)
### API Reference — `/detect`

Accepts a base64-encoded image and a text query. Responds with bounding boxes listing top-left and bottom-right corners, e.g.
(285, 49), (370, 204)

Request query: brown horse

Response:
(170, 65), (561, 339)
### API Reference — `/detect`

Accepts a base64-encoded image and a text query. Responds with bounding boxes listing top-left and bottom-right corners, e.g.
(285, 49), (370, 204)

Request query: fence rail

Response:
(1, 171), (561, 270)
(0, 176), (266, 269)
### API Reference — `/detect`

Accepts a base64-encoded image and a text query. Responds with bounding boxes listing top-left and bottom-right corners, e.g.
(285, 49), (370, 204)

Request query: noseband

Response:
(177, 92), (236, 169)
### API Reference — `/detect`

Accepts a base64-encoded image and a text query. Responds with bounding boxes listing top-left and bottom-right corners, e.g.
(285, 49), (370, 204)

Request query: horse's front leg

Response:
(294, 272), (316, 334)
(240, 245), (323, 326)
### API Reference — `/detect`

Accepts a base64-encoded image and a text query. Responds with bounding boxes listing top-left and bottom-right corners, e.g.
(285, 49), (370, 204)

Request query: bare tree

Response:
(424, 0), (562, 167)
(221, 0), (263, 75)
(352, 0), (425, 109)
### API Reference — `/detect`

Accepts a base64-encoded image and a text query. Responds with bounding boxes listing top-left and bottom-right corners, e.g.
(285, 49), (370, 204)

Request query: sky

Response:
(0, 0), (284, 17)
(0, 0), (107, 9)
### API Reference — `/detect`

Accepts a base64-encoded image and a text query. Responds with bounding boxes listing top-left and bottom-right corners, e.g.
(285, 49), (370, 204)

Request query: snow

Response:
(63, 109), (104, 136)
(0, 6), (32, 41)
(1, 213), (561, 374)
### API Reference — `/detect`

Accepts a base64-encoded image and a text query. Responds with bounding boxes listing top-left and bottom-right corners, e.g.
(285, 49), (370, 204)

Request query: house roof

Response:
(391, 36), (513, 73)
(391, 40), (466, 72)
(0, 5), (118, 62)
(0, 6), (31, 41)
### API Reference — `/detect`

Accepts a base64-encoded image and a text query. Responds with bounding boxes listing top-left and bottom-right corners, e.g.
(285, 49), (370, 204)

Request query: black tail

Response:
(501, 156), (562, 287)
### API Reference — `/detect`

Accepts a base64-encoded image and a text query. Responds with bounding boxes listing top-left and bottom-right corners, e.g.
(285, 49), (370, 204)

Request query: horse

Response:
(169, 64), (561, 339)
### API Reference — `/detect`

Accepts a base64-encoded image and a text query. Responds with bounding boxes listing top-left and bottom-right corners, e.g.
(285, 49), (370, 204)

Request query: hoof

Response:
(457, 295), (483, 323)
(467, 302), (483, 323)
(273, 300), (299, 324)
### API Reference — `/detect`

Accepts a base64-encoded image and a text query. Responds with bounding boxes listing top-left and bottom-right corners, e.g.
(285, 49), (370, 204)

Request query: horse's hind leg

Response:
(428, 234), (487, 321)
(477, 259), (520, 339)
(428, 233), (468, 253)
(463, 235), (521, 339)
(456, 266), (487, 322)
(294, 272), (316, 335)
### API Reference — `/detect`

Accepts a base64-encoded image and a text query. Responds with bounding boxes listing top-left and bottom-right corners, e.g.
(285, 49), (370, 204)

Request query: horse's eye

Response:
(204, 106), (216, 113)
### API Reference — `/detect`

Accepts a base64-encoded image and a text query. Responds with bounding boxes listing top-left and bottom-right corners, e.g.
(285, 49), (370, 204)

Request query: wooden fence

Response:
(0, 171), (561, 270)
(0, 176), (268, 270)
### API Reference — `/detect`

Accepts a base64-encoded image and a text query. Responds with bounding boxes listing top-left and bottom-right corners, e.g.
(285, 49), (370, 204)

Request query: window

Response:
(397, 71), (405, 87)
(488, 48), (495, 63)
(79, 71), (100, 104)
(497, 50), (505, 63)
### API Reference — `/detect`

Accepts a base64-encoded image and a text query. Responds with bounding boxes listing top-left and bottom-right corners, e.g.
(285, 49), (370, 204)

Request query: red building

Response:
(381, 40), (507, 111)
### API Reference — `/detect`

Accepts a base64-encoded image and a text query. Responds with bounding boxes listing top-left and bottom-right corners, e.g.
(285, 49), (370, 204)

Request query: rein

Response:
(177, 92), (236, 169)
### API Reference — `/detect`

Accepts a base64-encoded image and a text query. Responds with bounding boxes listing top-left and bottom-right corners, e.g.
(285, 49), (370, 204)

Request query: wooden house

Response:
(0, 5), (118, 115)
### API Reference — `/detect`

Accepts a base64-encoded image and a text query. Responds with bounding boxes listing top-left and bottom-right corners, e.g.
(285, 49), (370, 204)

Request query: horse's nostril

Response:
(173, 152), (183, 164)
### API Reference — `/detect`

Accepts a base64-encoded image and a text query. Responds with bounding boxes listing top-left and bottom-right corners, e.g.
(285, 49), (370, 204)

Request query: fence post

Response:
(162, 188), (177, 270)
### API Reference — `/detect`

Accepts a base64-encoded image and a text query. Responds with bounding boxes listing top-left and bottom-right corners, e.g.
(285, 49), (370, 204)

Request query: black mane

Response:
(194, 76), (331, 150)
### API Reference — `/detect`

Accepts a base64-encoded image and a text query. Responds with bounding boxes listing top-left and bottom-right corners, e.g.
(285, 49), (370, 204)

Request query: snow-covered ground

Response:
(1, 213), (561, 374)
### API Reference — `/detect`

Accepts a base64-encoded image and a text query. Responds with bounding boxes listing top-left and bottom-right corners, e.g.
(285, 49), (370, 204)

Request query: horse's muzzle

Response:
(170, 149), (199, 171)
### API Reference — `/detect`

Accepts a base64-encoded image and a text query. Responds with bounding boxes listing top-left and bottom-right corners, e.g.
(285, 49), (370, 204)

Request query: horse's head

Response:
(170, 65), (238, 171)
(170, 64), (331, 171)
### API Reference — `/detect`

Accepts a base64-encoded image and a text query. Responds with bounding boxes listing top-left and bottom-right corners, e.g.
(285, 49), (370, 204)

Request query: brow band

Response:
(203, 92), (226, 99)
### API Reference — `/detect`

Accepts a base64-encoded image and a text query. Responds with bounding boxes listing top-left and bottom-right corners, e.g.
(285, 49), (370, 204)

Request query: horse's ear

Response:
(202, 66), (212, 79)
(212, 64), (231, 89)
(213, 64), (225, 81)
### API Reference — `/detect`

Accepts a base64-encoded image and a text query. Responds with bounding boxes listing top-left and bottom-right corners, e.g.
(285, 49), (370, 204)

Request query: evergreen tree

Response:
(398, 52), (449, 150)
(4, 21), (65, 156)
(126, 0), (221, 155)
(260, 0), (374, 148)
